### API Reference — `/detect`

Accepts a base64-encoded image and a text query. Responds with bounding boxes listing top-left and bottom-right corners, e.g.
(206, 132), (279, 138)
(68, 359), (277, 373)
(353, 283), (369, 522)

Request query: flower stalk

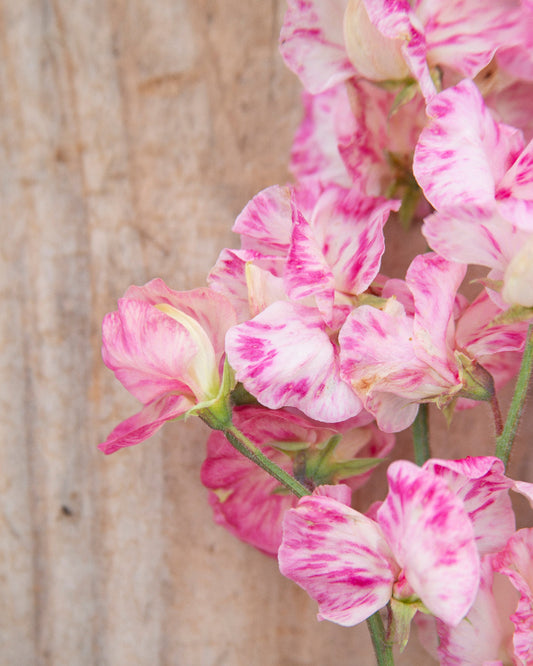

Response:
(412, 403), (430, 466)
(495, 325), (533, 468)
(366, 611), (395, 666)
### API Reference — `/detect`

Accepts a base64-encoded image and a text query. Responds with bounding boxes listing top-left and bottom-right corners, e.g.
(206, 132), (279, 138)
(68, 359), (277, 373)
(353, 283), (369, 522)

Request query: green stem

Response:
(366, 611), (395, 666)
(495, 325), (533, 468)
(224, 424), (309, 498)
(412, 403), (430, 466)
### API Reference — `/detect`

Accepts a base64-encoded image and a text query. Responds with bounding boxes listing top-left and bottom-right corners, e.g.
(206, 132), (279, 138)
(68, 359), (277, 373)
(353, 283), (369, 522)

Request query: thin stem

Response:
(495, 325), (533, 468)
(490, 394), (503, 437)
(366, 611), (395, 666)
(412, 403), (430, 466)
(224, 424), (309, 498)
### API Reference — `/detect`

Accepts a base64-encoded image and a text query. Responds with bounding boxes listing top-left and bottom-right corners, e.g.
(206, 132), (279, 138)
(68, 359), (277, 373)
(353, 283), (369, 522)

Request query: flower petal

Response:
(279, 494), (397, 626)
(423, 457), (515, 556)
(414, 79), (524, 213)
(102, 299), (199, 404)
(233, 185), (292, 256)
(226, 301), (362, 422)
(378, 461), (480, 625)
(493, 528), (533, 664)
(99, 394), (192, 454)
(279, 0), (354, 94)
(407, 253), (465, 385)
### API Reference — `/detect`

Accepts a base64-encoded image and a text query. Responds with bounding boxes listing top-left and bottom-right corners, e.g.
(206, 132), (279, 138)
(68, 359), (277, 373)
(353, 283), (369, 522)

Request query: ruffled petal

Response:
(378, 461), (480, 625)
(226, 302), (362, 422)
(493, 528), (533, 664)
(102, 299), (199, 404)
(233, 185), (292, 256)
(279, 494), (397, 626)
(279, 0), (354, 94)
(414, 79), (524, 213)
(423, 457), (515, 556)
(407, 253), (465, 385)
(99, 394), (192, 454)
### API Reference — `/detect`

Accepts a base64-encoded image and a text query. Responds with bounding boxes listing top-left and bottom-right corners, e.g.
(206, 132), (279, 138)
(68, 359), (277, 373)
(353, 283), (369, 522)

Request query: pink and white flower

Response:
(339, 252), (528, 432)
(279, 459), (482, 627)
(99, 279), (236, 453)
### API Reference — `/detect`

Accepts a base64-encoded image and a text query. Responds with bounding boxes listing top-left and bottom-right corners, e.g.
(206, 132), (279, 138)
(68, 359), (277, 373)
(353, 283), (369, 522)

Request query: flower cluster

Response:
(99, 1), (533, 663)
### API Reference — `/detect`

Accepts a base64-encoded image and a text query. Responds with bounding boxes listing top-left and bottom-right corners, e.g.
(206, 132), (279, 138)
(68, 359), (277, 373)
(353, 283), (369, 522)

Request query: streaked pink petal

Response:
(99, 394), (192, 454)
(121, 281), (236, 360)
(279, 0), (354, 94)
(378, 461), (480, 625)
(414, 80), (524, 213)
(422, 209), (529, 272)
(340, 300), (444, 404)
(233, 185), (292, 256)
(423, 457), (515, 556)
(226, 302), (362, 422)
(312, 187), (399, 296)
(285, 204), (336, 324)
(496, 139), (533, 230)
(208, 248), (286, 321)
(435, 558), (510, 665)
(493, 528), (533, 664)
(279, 494), (397, 626)
(102, 299), (199, 404)
(290, 87), (353, 188)
(361, 0), (436, 99)
(407, 253), (465, 384)
(421, 0), (524, 79)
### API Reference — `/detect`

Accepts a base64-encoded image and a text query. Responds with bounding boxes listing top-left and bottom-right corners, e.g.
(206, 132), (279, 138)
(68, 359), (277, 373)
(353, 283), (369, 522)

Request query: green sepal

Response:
(192, 357), (235, 429)
(455, 352), (494, 402)
(389, 81), (418, 117)
(398, 185), (422, 230)
(230, 382), (259, 406)
(371, 76), (416, 93)
(441, 396), (458, 426)
(472, 277), (503, 292)
(357, 294), (390, 310)
(317, 457), (384, 483)
(490, 304), (533, 326)
(389, 598), (427, 652)
(271, 440), (311, 453)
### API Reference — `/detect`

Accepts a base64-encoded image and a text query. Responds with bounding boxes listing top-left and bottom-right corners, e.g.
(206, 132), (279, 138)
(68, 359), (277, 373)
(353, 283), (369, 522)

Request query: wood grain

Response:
(1, 2), (530, 665)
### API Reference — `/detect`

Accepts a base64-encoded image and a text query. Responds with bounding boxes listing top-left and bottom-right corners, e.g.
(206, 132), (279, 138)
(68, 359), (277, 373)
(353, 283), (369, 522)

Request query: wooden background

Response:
(1, 2), (532, 664)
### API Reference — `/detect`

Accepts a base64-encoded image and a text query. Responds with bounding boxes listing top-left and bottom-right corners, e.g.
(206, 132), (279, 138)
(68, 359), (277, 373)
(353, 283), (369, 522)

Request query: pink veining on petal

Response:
(279, 494), (397, 626)
(423, 457), (515, 556)
(378, 461), (480, 625)
(279, 0), (354, 94)
(226, 301), (362, 423)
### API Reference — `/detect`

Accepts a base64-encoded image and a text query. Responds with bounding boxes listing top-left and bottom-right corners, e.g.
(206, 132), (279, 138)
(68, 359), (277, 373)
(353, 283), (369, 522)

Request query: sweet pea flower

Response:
(339, 252), (528, 432)
(279, 459), (481, 629)
(214, 181), (398, 423)
(201, 406), (393, 555)
(99, 279), (237, 454)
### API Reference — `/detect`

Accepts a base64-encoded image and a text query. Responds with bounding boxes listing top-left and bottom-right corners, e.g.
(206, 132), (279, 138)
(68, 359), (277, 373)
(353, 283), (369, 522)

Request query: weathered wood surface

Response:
(1, 2), (532, 665)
